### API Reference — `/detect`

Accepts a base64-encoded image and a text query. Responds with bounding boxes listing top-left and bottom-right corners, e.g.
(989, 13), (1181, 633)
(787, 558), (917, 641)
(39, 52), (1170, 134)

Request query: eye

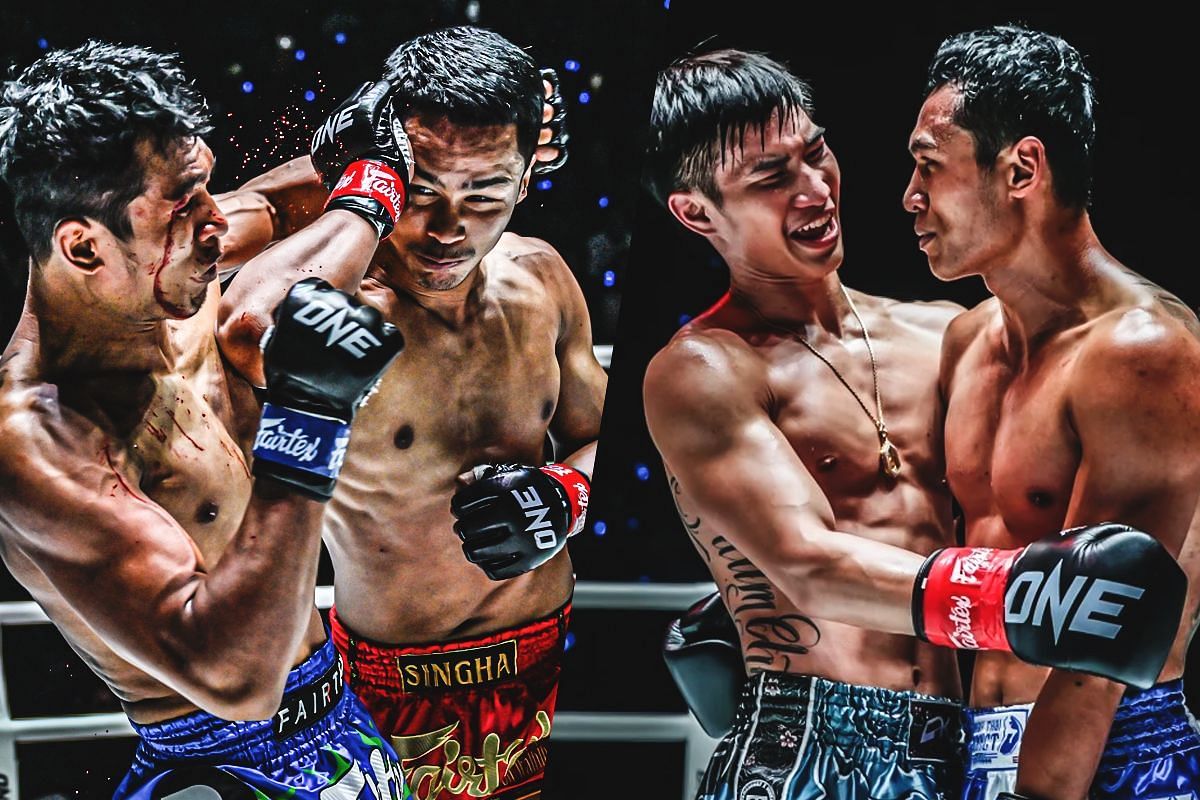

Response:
(755, 173), (788, 189)
(466, 195), (503, 205)
(172, 196), (199, 218)
(916, 160), (935, 178)
(410, 185), (438, 197)
(805, 140), (828, 164)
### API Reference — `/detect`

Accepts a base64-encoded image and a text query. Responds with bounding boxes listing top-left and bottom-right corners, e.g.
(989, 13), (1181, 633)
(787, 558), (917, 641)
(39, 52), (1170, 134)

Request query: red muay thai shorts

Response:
(329, 603), (569, 800)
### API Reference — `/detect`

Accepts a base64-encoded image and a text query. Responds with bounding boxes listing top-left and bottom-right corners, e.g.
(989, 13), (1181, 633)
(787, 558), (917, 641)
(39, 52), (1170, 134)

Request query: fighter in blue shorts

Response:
(0, 42), (409, 798)
(903, 25), (1200, 800)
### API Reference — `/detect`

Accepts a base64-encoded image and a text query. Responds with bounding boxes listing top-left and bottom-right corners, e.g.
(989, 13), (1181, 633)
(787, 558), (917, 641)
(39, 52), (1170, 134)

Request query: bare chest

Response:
(945, 348), (1080, 543)
(342, 299), (562, 491)
(123, 363), (252, 561)
(771, 334), (947, 506)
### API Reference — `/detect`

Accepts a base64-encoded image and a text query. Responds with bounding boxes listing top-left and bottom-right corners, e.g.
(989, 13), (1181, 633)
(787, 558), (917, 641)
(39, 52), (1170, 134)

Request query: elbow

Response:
(216, 310), (269, 387)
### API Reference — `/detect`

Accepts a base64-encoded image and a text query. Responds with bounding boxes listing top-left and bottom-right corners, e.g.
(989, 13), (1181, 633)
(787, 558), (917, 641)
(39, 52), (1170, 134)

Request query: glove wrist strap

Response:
(325, 159), (405, 233)
(253, 403), (351, 479)
(538, 463), (590, 537)
(919, 547), (1015, 652)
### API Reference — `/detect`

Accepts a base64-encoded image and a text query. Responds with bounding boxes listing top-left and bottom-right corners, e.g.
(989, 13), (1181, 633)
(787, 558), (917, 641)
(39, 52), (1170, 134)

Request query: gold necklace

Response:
(745, 285), (902, 478)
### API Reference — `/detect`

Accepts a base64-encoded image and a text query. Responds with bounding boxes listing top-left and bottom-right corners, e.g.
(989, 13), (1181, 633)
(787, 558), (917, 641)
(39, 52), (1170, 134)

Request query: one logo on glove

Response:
(512, 486), (559, 552)
(950, 548), (993, 586)
(311, 106), (356, 152)
(292, 299), (383, 357)
(1004, 562), (1145, 644)
(255, 418), (323, 463)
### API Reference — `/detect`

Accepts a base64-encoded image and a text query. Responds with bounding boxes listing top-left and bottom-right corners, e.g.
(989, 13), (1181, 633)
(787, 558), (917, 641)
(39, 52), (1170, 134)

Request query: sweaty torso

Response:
(325, 233), (574, 643)
(0, 284), (325, 723)
(943, 282), (1200, 707)
(669, 289), (961, 696)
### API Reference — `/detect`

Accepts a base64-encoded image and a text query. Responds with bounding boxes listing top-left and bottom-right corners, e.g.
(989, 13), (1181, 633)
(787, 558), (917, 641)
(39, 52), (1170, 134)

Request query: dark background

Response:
(1, 1), (1196, 798)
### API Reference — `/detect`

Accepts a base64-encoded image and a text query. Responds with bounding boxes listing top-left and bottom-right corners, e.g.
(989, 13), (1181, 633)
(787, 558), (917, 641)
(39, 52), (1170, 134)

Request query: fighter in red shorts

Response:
(218, 26), (601, 800)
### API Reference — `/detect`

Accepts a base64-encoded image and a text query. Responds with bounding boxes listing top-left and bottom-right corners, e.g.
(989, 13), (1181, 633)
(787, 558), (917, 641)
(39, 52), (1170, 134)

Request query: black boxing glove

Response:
(252, 278), (403, 501)
(451, 463), (590, 580)
(532, 68), (568, 174)
(663, 592), (744, 739)
(310, 80), (413, 239)
(912, 523), (1186, 689)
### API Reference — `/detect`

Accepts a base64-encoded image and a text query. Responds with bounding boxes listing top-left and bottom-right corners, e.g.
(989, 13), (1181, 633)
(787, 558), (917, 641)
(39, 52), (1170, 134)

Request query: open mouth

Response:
(789, 212), (838, 248)
(917, 233), (936, 250)
(193, 263), (218, 283)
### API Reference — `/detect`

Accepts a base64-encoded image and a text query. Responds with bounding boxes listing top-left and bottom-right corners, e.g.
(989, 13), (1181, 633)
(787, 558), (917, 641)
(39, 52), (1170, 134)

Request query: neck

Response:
(29, 274), (170, 377)
(376, 249), (489, 328)
(982, 212), (1110, 356)
(729, 268), (850, 338)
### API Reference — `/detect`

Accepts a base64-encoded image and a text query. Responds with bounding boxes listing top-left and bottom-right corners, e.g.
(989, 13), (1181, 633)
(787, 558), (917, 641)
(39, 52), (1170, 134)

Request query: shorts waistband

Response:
(1101, 679), (1200, 767)
(964, 702), (1032, 772)
(734, 672), (963, 762)
(130, 638), (349, 768)
(330, 602), (570, 694)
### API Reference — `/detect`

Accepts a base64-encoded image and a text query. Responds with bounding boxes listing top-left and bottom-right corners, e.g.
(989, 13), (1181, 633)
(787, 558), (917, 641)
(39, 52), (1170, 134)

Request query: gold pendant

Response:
(879, 433), (901, 478)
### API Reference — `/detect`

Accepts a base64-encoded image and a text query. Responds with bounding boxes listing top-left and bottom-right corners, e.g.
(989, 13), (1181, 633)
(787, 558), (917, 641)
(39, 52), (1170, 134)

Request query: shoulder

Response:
(644, 323), (766, 422)
(1073, 306), (1200, 399)
(940, 297), (996, 365)
(493, 232), (571, 281)
(880, 295), (965, 335)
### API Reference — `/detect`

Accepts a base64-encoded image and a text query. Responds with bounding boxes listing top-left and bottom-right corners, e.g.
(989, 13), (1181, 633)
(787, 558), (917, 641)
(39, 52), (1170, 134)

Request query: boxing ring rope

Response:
(0, 581), (717, 799)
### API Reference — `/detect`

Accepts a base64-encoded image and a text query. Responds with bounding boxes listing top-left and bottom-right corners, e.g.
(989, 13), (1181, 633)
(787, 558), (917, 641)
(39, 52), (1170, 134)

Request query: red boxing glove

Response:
(325, 159), (407, 239)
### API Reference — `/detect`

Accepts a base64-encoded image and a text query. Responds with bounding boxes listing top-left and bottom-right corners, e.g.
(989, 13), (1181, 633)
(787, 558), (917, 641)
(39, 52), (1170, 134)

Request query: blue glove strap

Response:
(253, 403), (351, 478)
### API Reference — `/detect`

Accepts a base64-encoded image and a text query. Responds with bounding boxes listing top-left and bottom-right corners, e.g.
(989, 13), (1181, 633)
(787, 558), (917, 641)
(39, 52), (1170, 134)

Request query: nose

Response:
(791, 168), (832, 211)
(903, 171), (927, 214)
(196, 191), (229, 244)
(425, 202), (466, 245)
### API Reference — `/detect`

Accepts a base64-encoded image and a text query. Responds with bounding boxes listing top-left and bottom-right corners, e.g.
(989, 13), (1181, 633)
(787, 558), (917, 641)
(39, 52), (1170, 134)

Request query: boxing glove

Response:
(252, 278), (403, 501)
(913, 523), (1186, 689)
(310, 80), (413, 239)
(663, 592), (744, 739)
(532, 68), (569, 174)
(451, 463), (590, 580)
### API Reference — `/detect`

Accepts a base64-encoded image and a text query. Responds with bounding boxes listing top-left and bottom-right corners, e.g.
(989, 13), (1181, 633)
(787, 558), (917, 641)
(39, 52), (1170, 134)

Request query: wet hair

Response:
(926, 25), (1097, 210)
(383, 26), (543, 165)
(0, 40), (211, 264)
(646, 49), (815, 206)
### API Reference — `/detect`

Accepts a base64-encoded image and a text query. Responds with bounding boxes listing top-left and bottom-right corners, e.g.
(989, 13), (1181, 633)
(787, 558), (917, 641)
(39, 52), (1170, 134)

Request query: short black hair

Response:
(0, 40), (211, 264)
(646, 49), (815, 206)
(383, 26), (543, 165)
(926, 25), (1097, 210)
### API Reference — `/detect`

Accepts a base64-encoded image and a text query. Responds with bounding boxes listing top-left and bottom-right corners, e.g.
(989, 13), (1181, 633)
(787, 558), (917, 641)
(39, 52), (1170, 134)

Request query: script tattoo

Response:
(668, 474), (708, 562)
(711, 535), (821, 670)
(667, 472), (821, 670)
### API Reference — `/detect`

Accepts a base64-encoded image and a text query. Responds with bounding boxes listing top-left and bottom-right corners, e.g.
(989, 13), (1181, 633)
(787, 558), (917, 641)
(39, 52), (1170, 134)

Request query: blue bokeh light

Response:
(593, 520), (607, 536)
(241, 81), (254, 94)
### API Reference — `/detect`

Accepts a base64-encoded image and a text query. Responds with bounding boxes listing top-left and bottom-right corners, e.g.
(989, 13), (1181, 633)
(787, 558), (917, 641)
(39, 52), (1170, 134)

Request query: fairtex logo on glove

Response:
(328, 159), (405, 222)
(254, 418), (323, 463)
(950, 548), (994, 586)
(947, 595), (980, 649)
(291, 300), (383, 358)
(1004, 562), (1144, 644)
(252, 405), (352, 479)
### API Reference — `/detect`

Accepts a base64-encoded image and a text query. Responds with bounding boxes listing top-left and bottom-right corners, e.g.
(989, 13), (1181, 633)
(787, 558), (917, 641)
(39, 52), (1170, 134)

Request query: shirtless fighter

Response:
(218, 26), (603, 800)
(0, 42), (410, 798)
(903, 26), (1200, 800)
(643, 50), (1186, 800)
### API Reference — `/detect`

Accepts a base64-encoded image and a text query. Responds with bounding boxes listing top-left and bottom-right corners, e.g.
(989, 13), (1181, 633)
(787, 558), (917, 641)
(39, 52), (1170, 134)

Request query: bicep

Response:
(645, 377), (836, 572)
(549, 264), (606, 447)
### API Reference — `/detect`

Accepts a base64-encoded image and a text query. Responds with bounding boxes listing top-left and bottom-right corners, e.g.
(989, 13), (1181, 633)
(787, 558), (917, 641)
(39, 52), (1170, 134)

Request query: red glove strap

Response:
(539, 464), (590, 537)
(326, 159), (406, 222)
(921, 547), (1017, 652)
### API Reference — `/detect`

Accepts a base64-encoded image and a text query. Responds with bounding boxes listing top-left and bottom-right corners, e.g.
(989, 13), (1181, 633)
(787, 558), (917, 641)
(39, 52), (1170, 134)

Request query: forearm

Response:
(770, 530), (925, 635)
(217, 210), (379, 385)
(1014, 671), (1124, 800)
(558, 439), (596, 478)
(170, 479), (325, 713)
